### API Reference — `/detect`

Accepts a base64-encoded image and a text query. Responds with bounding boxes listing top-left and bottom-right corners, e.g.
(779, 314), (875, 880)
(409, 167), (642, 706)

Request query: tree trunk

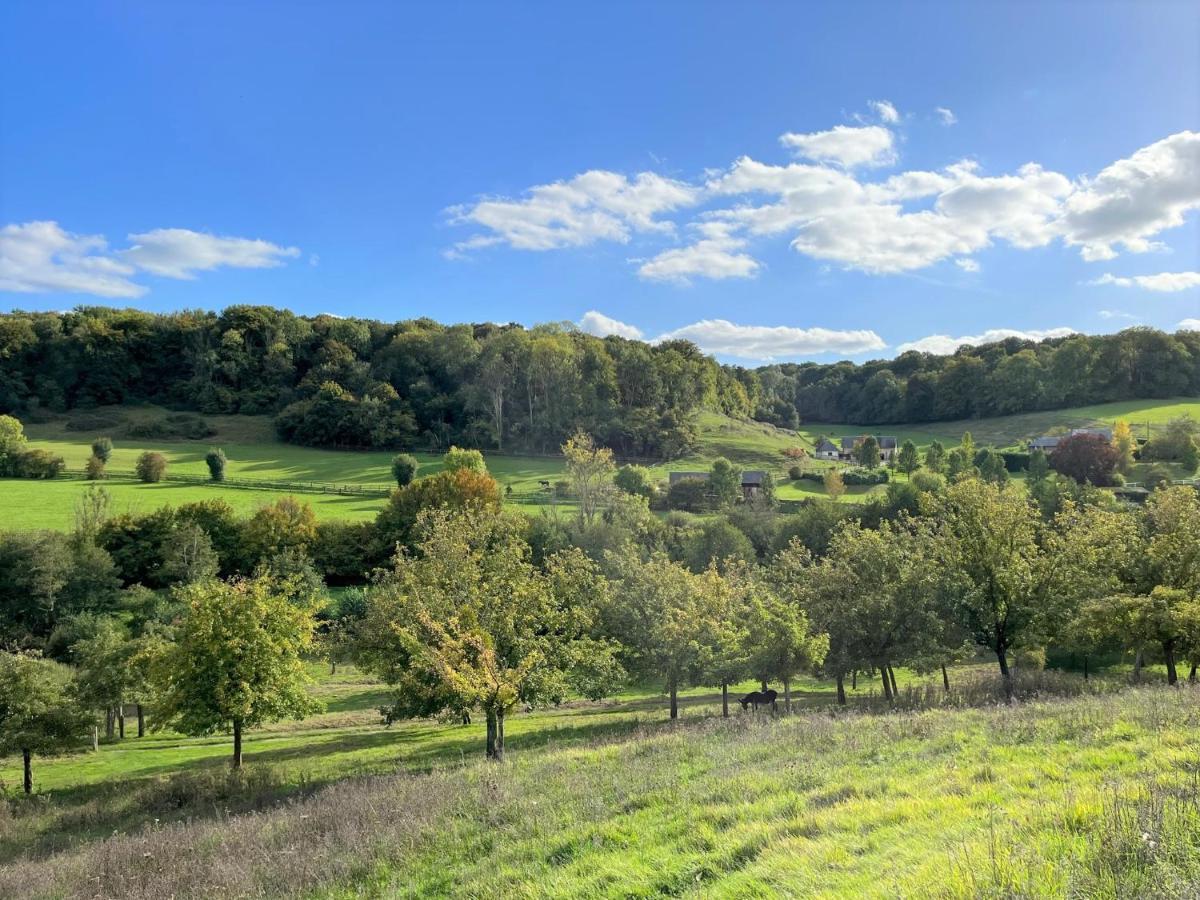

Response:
(137, 704), (145, 738)
(888, 667), (899, 698)
(669, 677), (678, 720)
(997, 648), (1013, 700)
(495, 709), (505, 761)
(105, 707), (114, 739)
(232, 720), (243, 769)
(783, 676), (792, 713)
(330, 661), (337, 675)
(941, 664), (950, 692)
(1189, 664), (1197, 684)
(760, 679), (768, 693)
(880, 667), (893, 703)
(22, 749), (32, 794)
(1163, 640), (1178, 686)
(836, 673), (846, 706)
(721, 683), (729, 718)
(1083, 657), (1089, 681)
(851, 670), (857, 691)
(91, 726), (99, 752)
(117, 706), (125, 739)
(1133, 649), (1144, 682)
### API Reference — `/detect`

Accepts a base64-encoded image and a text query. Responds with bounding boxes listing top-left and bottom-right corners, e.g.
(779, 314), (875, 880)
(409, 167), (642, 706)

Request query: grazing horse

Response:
(739, 689), (778, 711)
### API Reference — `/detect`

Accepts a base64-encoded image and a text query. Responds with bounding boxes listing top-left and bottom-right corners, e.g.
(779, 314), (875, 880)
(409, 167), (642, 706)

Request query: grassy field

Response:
(4, 398), (1197, 530)
(1, 662), (1196, 898)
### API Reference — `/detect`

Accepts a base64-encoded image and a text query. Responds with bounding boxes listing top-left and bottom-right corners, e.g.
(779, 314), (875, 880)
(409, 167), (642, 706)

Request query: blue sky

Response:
(1, 1), (1197, 362)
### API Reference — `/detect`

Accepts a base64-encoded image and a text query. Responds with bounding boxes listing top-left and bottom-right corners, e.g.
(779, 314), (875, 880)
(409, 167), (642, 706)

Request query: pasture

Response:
(1, 662), (1196, 898)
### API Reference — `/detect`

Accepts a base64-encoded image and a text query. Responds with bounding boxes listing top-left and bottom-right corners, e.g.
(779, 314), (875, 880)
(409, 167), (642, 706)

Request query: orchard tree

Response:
(562, 431), (615, 526)
(72, 619), (137, 739)
(0, 652), (90, 793)
(823, 468), (846, 502)
(742, 576), (827, 712)
(373, 465), (502, 557)
(855, 436), (881, 468)
(135, 451), (167, 483)
(896, 440), (920, 477)
(358, 509), (619, 759)
(696, 566), (750, 717)
(390, 453), (418, 486)
(155, 576), (320, 767)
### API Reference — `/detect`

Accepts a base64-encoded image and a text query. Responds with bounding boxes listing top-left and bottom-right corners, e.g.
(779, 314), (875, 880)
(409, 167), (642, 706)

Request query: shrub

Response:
(205, 448), (227, 482)
(788, 465), (803, 480)
(390, 453), (419, 487)
(1050, 433), (1119, 486)
(135, 451), (168, 483)
(63, 412), (123, 432)
(90, 436), (113, 463)
(614, 464), (653, 498)
(15, 449), (66, 479)
(85, 454), (107, 480)
(842, 468), (889, 486)
(1001, 450), (1030, 472)
(667, 477), (709, 512)
(781, 446), (807, 460)
(126, 414), (215, 440)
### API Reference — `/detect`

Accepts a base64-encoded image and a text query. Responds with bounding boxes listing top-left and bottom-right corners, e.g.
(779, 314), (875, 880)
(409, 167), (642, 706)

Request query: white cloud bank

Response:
(1090, 271), (1200, 292)
(577, 312), (885, 360)
(450, 113), (1200, 284)
(1179, 319), (1200, 331)
(0, 221), (299, 297)
(896, 327), (1077, 355)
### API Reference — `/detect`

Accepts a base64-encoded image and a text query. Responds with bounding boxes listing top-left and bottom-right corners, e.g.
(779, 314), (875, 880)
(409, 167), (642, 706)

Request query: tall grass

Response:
(2, 681), (1197, 898)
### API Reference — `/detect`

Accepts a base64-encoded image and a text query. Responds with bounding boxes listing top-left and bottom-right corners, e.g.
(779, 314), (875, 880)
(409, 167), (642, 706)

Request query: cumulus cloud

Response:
(779, 124), (897, 169)
(637, 222), (760, 283)
(578, 310), (644, 340)
(0, 221), (144, 298)
(1089, 271), (1200, 292)
(896, 327), (1076, 355)
(1178, 318), (1200, 330)
(955, 258), (980, 272)
(1098, 309), (1139, 320)
(870, 100), (901, 124)
(122, 229), (299, 278)
(1058, 131), (1200, 261)
(447, 170), (698, 254)
(0, 221), (300, 298)
(655, 319), (886, 360)
(935, 107), (957, 126)
(449, 114), (1199, 281)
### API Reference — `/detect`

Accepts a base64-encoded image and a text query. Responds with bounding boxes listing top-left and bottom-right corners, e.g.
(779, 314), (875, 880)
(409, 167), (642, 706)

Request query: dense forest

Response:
(0, 306), (1197, 455)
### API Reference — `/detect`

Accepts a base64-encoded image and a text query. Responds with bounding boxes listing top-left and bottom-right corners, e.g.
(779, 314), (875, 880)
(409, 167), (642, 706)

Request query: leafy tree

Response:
(358, 510), (619, 758)
(158, 522), (219, 586)
(156, 576), (320, 767)
(696, 566), (751, 716)
(91, 436), (113, 464)
(1050, 433), (1120, 486)
(924, 440), (946, 473)
(1142, 416), (1199, 466)
(945, 447), (975, 479)
(72, 619), (139, 739)
(614, 464), (654, 498)
(666, 476), (709, 512)
(1112, 420), (1136, 474)
(562, 431), (616, 526)
(742, 573), (827, 712)
(374, 466), (502, 557)
(442, 445), (487, 474)
(896, 440), (920, 477)
(823, 468), (846, 502)
(682, 519), (755, 574)
(135, 451), (167, 483)
(390, 453), (419, 486)
(854, 435), (881, 468)
(85, 454), (106, 480)
(708, 457), (742, 508)
(240, 497), (318, 570)
(205, 448), (227, 482)
(0, 652), (89, 793)
(1027, 448), (1050, 484)
(0, 414), (29, 475)
(976, 448), (1009, 485)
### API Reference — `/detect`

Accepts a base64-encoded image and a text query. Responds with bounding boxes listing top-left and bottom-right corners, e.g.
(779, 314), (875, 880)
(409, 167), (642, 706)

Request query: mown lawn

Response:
(2, 672), (1196, 899)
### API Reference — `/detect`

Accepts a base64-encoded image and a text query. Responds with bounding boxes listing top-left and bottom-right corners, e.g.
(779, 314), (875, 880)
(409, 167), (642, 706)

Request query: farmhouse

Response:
(1028, 427), (1114, 452)
(668, 469), (769, 499)
(836, 435), (899, 462)
(814, 438), (840, 460)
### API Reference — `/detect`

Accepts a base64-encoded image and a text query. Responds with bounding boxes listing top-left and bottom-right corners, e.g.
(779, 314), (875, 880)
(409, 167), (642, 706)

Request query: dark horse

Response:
(739, 689), (778, 711)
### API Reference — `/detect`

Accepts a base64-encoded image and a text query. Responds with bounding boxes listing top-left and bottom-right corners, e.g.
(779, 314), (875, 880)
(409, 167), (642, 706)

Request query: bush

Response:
(842, 468), (889, 486)
(613, 464), (653, 498)
(1001, 451), (1030, 472)
(667, 477), (709, 512)
(205, 448), (227, 482)
(1050, 433), (1119, 486)
(85, 454), (107, 480)
(15, 448), (66, 479)
(126, 414), (215, 440)
(63, 412), (123, 432)
(91, 436), (113, 463)
(390, 453), (419, 487)
(788, 465), (803, 480)
(136, 451), (168, 483)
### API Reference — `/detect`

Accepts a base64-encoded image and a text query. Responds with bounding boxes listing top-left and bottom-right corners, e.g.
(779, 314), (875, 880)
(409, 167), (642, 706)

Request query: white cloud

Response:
(871, 100), (900, 124)
(935, 107), (957, 126)
(637, 222), (760, 283)
(1059, 131), (1200, 262)
(122, 229), (300, 279)
(447, 170), (699, 253)
(955, 258), (980, 272)
(0, 221), (144, 298)
(896, 327), (1076, 355)
(655, 319), (886, 360)
(1178, 318), (1200, 330)
(578, 310), (644, 340)
(1089, 271), (1200, 292)
(0, 221), (301, 297)
(778, 125), (897, 169)
(1098, 309), (1139, 320)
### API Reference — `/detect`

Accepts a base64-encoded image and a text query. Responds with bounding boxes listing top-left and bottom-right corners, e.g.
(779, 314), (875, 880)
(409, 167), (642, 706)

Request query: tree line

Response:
(2, 307), (1196, 455)
(2, 433), (1198, 783)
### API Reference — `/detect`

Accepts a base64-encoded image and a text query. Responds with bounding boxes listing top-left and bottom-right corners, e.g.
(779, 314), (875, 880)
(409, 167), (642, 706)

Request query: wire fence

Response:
(58, 468), (395, 497)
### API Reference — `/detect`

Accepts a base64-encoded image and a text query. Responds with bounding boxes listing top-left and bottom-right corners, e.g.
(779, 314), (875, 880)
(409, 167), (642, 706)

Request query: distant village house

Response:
(668, 470), (769, 499)
(1027, 427), (1113, 453)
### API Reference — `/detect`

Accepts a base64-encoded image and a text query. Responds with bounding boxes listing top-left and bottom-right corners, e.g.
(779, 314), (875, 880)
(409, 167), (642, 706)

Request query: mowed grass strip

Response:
(2, 686), (1197, 899)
